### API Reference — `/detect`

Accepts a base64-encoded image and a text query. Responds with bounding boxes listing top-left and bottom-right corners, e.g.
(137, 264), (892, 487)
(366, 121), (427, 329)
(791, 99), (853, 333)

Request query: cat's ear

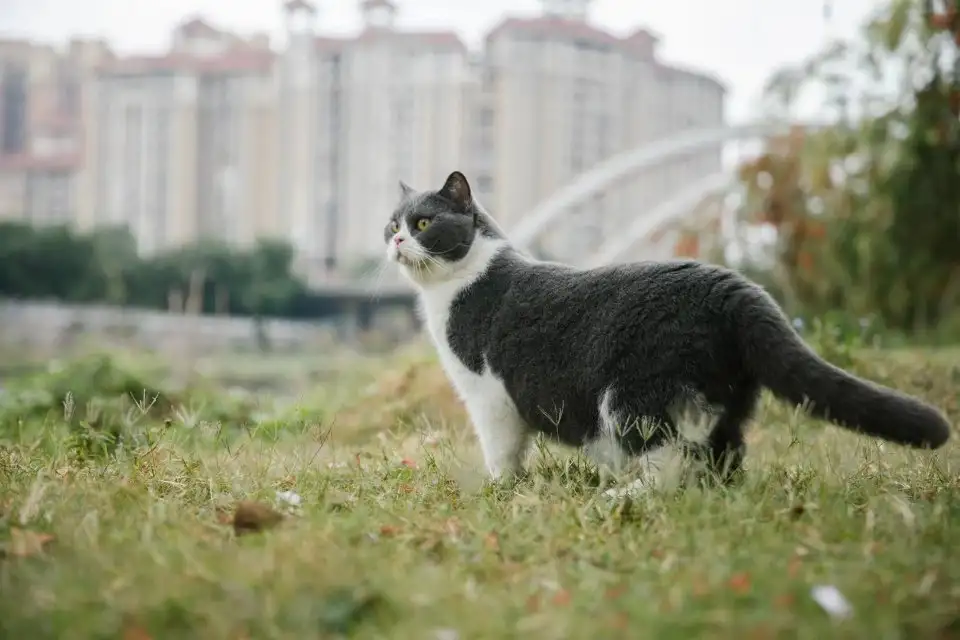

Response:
(438, 171), (472, 213)
(398, 180), (415, 199)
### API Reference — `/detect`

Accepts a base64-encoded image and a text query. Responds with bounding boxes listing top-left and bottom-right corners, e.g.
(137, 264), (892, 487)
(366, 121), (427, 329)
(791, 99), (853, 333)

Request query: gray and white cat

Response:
(383, 171), (951, 491)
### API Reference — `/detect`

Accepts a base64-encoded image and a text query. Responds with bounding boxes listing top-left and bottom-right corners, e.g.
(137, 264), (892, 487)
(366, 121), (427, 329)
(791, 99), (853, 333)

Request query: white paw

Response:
(602, 477), (654, 500)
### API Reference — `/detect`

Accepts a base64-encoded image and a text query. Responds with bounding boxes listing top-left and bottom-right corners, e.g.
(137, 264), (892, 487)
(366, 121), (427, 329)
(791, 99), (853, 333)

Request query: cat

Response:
(383, 171), (951, 492)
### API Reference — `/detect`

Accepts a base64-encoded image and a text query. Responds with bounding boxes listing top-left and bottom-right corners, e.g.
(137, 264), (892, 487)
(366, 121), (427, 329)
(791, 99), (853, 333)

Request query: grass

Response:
(0, 342), (959, 639)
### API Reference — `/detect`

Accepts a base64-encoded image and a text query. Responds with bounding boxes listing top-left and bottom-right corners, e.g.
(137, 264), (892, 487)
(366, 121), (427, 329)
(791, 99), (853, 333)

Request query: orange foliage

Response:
(806, 220), (826, 239)
(674, 232), (700, 258)
(929, 10), (956, 30)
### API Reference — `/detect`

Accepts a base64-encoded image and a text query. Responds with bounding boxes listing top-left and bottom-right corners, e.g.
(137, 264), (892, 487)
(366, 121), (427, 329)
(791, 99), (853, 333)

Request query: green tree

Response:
(721, 0), (960, 336)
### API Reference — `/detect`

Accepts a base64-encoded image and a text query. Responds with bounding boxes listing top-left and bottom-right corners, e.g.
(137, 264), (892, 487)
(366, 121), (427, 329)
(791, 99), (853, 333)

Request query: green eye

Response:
(390, 221), (400, 234)
(416, 218), (430, 231)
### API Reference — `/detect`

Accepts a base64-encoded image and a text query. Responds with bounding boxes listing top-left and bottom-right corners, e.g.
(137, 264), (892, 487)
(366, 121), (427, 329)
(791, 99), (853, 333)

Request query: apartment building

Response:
(0, 38), (109, 224)
(79, 18), (276, 254)
(277, 0), (471, 282)
(470, 0), (726, 262)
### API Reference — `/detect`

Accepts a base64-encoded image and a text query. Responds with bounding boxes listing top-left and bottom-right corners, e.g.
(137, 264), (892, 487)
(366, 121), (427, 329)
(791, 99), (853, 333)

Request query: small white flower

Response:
(276, 490), (302, 508)
(811, 585), (852, 619)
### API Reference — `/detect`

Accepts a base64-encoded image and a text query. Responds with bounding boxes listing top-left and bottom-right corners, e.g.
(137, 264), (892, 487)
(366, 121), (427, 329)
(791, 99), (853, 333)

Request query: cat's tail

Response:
(735, 286), (951, 449)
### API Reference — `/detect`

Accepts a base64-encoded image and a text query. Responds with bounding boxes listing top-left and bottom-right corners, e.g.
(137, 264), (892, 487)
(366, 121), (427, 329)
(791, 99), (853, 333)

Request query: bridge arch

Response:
(507, 121), (811, 252)
(585, 172), (732, 267)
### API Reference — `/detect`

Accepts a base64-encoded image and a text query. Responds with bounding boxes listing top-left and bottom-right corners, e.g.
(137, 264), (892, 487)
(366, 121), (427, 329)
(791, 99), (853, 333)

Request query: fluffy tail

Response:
(736, 288), (951, 449)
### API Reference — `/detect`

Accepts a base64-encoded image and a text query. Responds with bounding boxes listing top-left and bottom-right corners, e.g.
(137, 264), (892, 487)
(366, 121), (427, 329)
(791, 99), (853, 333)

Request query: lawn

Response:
(0, 343), (958, 639)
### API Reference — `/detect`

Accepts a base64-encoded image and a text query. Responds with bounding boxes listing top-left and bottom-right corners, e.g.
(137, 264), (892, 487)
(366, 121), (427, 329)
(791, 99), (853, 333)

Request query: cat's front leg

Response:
(466, 400), (530, 481)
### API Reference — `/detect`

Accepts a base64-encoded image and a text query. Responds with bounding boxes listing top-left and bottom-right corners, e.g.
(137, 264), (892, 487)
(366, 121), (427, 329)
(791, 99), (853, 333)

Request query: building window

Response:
(1, 64), (28, 154)
(478, 107), (493, 128)
(58, 66), (81, 118)
(481, 67), (495, 92)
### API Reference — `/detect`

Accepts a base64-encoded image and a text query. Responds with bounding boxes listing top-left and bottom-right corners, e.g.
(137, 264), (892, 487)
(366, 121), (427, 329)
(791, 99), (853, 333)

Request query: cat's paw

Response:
(602, 477), (655, 501)
(482, 468), (529, 493)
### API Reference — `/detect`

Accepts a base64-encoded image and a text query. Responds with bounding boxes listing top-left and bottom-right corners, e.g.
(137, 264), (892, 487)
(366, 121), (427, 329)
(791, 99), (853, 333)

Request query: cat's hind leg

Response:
(699, 381), (760, 485)
(589, 388), (684, 498)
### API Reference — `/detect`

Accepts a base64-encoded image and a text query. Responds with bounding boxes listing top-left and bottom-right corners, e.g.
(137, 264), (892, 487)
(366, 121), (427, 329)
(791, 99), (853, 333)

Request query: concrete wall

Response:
(0, 299), (415, 355)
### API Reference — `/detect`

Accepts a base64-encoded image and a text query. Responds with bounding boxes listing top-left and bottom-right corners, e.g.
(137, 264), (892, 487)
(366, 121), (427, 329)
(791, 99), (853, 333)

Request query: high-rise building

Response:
(79, 18), (276, 254)
(0, 38), (108, 224)
(275, 0), (471, 282)
(469, 0), (725, 261)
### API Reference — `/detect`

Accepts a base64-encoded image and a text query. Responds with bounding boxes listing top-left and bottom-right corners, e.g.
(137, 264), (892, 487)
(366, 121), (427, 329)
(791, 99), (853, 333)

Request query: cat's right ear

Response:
(438, 171), (472, 213)
(399, 180), (415, 199)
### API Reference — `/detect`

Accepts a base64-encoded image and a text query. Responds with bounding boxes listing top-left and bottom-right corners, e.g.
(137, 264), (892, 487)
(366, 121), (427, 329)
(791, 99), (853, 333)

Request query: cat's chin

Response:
(395, 254), (425, 269)
(393, 255), (434, 283)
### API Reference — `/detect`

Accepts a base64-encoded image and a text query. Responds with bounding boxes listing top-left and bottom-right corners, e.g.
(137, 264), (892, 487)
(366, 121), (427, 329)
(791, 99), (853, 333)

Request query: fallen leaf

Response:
(232, 501), (284, 536)
(774, 593), (795, 609)
(122, 623), (153, 640)
(604, 584), (627, 600)
(401, 458), (417, 469)
(551, 589), (572, 606)
(379, 525), (401, 537)
(398, 484), (414, 494)
(7, 527), (55, 558)
(484, 532), (500, 552)
(727, 572), (752, 594)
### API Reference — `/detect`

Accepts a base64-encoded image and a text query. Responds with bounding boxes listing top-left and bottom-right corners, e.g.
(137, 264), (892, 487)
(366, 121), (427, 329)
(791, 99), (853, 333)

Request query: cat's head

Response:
(384, 171), (502, 285)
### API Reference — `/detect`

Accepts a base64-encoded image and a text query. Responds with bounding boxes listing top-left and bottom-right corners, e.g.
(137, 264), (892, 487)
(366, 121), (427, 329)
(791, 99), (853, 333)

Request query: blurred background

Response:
(0, 0), (958, 364)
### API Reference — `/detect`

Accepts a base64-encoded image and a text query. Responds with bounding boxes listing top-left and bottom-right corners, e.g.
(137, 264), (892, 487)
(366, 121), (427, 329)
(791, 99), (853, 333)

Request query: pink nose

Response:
(394, 236), (404, 246)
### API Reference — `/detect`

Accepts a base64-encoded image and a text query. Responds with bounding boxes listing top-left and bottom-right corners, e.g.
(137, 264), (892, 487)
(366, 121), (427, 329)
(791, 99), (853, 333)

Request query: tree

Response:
(717, 0), (960, 335)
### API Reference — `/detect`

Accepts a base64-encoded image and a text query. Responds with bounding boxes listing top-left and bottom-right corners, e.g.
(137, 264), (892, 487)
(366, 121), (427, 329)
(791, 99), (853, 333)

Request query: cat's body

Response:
(385, 172), (951, 488)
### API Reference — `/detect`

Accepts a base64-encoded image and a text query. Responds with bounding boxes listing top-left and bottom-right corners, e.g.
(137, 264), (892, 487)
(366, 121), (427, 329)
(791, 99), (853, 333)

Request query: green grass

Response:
(0, 346), (959, 639)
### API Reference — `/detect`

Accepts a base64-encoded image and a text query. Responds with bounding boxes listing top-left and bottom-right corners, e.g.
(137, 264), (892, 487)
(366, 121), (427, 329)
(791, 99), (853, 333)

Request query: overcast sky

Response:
(4, 0), (877, 122)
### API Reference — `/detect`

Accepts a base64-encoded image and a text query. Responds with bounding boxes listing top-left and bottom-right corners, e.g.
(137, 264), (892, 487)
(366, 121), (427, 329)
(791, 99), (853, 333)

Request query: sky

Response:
(4, 0), (879, 123)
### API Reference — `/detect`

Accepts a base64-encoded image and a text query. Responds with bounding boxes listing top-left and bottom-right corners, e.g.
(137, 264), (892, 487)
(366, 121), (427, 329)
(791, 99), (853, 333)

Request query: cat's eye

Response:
(389, 221), (400, 234)
(416, 218), (431, 231)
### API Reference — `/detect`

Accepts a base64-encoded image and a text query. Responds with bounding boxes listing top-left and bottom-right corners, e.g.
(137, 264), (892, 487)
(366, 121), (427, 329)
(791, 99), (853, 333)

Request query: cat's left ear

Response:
(399, 180), (415, 199)
(438, 171), (472, 213)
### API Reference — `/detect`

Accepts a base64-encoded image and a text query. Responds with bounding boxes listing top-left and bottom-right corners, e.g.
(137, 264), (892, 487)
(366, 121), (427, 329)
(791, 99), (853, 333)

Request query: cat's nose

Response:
(394, 236), (405, 246)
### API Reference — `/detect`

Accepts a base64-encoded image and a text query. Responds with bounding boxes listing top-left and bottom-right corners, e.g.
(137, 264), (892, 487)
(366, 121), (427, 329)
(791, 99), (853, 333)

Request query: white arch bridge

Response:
(503, 120), (820, 267)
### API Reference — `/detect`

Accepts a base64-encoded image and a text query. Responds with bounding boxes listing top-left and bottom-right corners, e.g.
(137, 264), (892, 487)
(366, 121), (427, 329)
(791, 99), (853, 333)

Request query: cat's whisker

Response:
(367, 260), (389, 305)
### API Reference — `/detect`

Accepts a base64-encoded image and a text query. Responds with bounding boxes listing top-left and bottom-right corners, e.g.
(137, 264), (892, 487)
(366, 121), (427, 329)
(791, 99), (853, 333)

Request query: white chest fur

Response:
(412, 239), (530, 478)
